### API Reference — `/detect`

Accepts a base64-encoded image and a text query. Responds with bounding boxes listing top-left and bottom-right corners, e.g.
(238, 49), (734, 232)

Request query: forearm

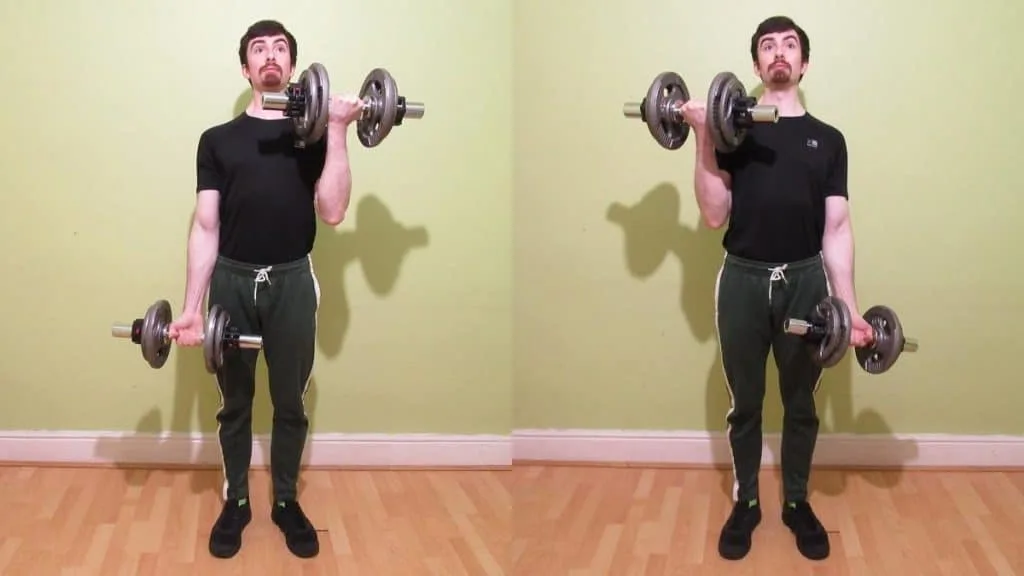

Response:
(315, 124), (353, 225)
(821, 223), (859, 313)
(182, 222), (218, 315)
(693, 134), (731, 228)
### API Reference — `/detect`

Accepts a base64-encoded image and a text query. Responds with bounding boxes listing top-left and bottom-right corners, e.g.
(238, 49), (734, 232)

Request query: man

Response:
(679, 16), (874, 561)
(167, 20), (362, 560)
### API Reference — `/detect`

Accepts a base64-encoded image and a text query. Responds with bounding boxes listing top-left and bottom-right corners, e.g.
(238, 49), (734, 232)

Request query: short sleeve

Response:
(824, 131), (848, 199)
(714, 149), (737, 175)
(298, 136), (329, 184)
(196, 130), (222, 193)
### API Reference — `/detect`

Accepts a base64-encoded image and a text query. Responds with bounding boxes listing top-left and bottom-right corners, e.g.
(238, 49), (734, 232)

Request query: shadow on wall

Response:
(607, 181), (916, 499)
(95, 90), (430, 497)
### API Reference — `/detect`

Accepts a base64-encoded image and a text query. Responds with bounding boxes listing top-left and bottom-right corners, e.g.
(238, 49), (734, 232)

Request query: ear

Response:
(241, 65), (251, 81)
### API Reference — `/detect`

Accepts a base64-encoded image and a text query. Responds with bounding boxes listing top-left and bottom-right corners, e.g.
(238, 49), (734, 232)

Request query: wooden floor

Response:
(514, 465), (1024, 575)
(0, 466), (510, 575)
(2, 465), (1023, 575)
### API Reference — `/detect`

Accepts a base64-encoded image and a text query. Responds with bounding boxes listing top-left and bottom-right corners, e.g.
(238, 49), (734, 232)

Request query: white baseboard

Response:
(0, 431), (511, 468)
(512, 429), (1024, 469)
(5, 429), (1021, 470)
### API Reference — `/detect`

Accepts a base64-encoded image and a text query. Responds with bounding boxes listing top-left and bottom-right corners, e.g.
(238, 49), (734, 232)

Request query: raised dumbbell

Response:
(782, 297), (919, 374)
(261, 64), (425, 148)
(111, 299), (263, 374)
(623, 71), (779, 152)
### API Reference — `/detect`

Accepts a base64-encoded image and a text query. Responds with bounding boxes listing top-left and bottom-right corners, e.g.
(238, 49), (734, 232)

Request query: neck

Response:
(245, 88), (288, 120)
(758, 84), (805, 117)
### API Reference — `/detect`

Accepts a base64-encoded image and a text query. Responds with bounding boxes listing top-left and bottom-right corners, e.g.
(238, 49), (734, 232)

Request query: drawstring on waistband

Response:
(767, 264), (788, 303)
(253, 266), (273, 303)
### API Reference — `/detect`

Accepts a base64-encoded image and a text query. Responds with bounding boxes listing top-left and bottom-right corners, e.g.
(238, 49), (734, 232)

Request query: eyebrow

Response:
(761, 34), (798, 45)
(249, 39), (287, 47)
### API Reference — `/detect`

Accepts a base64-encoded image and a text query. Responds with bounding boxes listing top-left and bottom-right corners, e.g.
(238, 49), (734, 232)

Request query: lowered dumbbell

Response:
(782, 296), (852, 368)
(623, 71), (779, 152)
(111, 299), (263, 374)
(783, 297), (919, 374)
(855, 305), (919, 374)
(261, 63), (425, 148)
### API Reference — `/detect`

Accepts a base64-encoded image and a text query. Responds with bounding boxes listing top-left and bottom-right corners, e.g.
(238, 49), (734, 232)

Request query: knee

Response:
(271, 394), (307, 420)
(783, 403), (819, 424)
(728, 402), (764, 424)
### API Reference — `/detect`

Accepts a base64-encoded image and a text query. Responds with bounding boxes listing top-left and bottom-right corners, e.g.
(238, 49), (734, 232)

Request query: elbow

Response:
(319, 209), (345, 227)
(702, 213), (727, 230)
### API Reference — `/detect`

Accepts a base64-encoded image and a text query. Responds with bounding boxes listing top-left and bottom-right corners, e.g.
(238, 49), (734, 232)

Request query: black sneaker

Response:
(782, 500), (830, 560)
(208, 498), (252, 558)
(717, 499), (762, 560)
(271, 499), (320, 558)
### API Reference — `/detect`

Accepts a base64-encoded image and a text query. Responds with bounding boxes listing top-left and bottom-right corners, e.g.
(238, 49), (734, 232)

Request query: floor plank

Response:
(0, 466), (511, 575)
(3, 465), (1023, 574)
(512, 466), (1024, 575)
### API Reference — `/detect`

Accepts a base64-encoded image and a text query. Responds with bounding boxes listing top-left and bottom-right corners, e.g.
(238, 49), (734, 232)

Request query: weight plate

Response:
(295, 63), (330, 144)
(141, 300), (172, 369)
(856, 305), (904, 374)
(357, 68), (399, 148)
(644, 72), (690, 150)
(707, 71), (747, 153)
(204, 305), (228, 374)
(308, 63), (330, 144)
(809, 296), (851, 368)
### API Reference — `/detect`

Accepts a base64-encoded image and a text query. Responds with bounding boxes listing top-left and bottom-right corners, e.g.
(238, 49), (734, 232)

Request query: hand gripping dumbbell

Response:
(622, 71), (779, 152)
(261, 63), (425, 148)
(111, 299), (263, 374)
(782, 297), (919, 374)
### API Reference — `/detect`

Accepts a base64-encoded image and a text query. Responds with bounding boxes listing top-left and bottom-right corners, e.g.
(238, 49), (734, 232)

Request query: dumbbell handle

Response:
(622, 100), (777, 123)
(110, 323), (263, 349)
(262, 93), (426, 120)
(111, 324), (136, 338)
(785, 319), (920, 353)
(783, 318), (825, 338)
(745, 104), (779, 123)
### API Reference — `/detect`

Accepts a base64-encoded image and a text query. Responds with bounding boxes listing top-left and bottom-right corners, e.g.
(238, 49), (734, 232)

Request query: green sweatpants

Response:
(209, 253), (320, 503)
(714, 252), (831, 504)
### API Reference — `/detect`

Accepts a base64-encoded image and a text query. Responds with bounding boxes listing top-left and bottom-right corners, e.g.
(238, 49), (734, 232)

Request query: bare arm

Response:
(693, 129), (732, 229)
(182, 189), (220, 315)
(313, 123), (353, 226)
(821, 196), (860, 314)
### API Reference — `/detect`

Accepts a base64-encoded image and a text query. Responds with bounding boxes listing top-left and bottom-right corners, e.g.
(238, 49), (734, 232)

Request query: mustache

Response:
(261, 64), (281, 73)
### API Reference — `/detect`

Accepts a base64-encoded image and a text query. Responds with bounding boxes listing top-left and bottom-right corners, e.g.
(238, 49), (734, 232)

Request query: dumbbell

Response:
(623, 71), (779, 152)
(783, 297), (919, 374)
(261, 63), (425, 148)
(111, 299), (263, 374)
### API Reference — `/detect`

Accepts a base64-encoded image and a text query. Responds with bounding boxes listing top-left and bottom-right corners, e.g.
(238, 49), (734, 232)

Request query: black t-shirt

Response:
(714, 113), (848, 263)
(195, 113), (328, 265)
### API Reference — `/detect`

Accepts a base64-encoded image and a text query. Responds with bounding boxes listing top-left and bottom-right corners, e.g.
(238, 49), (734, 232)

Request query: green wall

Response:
(1, 1), (1021, 441)
(513, 0), (1023, 436)
(0, 1), (512, 436)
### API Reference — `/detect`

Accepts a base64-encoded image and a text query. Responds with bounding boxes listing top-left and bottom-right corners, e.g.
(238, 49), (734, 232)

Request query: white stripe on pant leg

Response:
(303, 254), (321, 418)
(214, 374), (229, 502)
(713, 252), (741, 502)
(813, 252), (834, 395)
(204, 281), (231, 503)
